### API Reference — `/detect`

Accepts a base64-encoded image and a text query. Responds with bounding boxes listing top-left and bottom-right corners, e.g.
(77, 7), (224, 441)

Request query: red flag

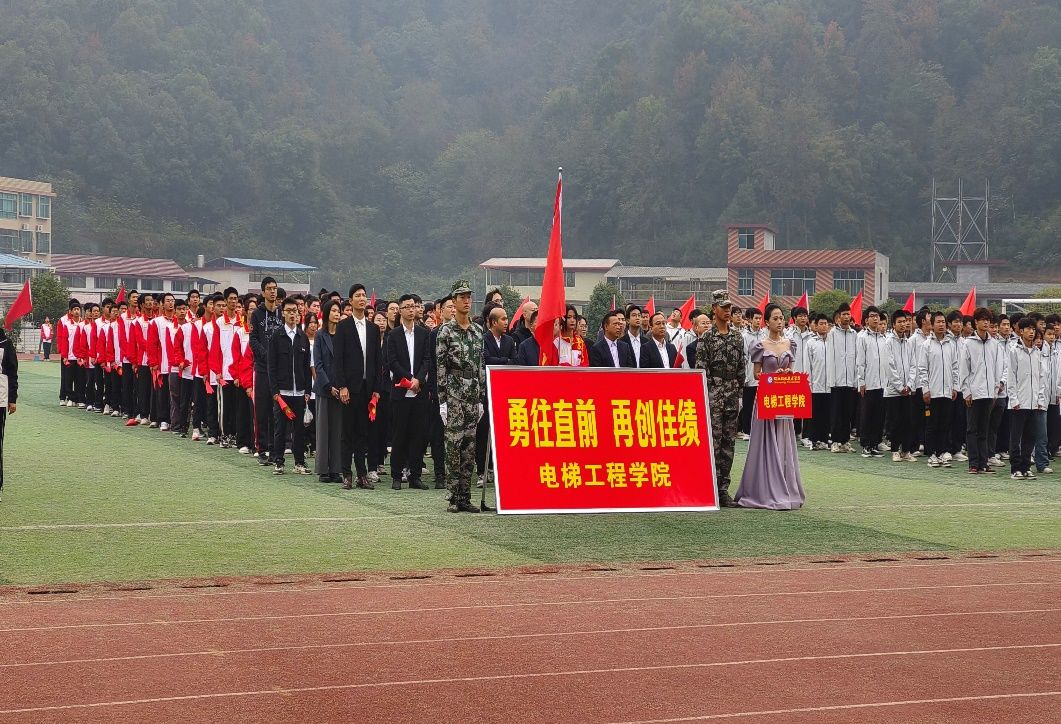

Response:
(369, 290), (376, 309)
(610, 295), (615, 311)
(645, 295), (655, 317)
(534, 169), (564, 366)
(902, 291), (915, 313)
(678, 294), (696, 331)
(959, 287), (976, 317)
(115, 286), (126, 304)
(756, 292), (770, 315)
(850, 290), (864, 326)
(509, 295), (530, 331)
(4, 279), (32, 330)
(789, 290), (808, 325)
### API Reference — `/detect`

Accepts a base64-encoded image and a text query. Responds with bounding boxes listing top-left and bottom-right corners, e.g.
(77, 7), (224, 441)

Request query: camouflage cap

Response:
(450, 279), (473, 295)
(711, 289), (733, 307)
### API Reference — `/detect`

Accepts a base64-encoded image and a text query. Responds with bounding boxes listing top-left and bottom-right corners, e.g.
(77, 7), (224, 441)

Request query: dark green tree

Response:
(583, 282), (624, 336)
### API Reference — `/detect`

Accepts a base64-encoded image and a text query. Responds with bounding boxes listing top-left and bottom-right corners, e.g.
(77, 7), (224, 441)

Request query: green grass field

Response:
(2, 362), (1058, 586)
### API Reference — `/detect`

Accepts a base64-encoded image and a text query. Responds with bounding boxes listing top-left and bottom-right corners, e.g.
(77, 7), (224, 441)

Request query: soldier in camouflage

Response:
(695, 289), (746, 507)
(435, 280), (487, 513)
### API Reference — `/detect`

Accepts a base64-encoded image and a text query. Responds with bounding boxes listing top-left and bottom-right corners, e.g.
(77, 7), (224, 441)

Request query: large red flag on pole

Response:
(678, 294), (697, 331)
(535, 169), (564, 366)
(959, 287), (977, 317)
(850, 290), (864, 326)
(509, 295), (530, 331)
(902, 291), (915, 313)
(4, 279), (32, 330)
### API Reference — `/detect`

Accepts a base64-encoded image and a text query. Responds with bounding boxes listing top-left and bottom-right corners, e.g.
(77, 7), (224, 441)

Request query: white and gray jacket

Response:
(960, 333), (1004, 402)
(790, 327), (814, 375)
(884, 332), (915, 398)
(826, 325), (859, 389)
(806, 334), (829, 394)
(1043, 343), (1061, 405)
(856, 330), (888, 391)
(917, 335), (960, 399)
(1006, 341), (1047, 410)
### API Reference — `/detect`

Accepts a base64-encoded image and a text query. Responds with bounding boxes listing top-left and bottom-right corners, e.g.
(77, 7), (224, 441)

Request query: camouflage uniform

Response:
(436, 293), (486, 508)
(695, 313), (746, 501)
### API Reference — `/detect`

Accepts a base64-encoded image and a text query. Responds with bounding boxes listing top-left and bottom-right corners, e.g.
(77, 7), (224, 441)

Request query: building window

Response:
(60, 275), (87, 288)
(37, 232), (50, 254)
(139, 278), (163, 291)
(0, 231), (17, 252)
(737, 228), (756, 250)
(1, 268), (29, 284)
(95, 276), (118, 290)
(489, 269), (575, 288)
(19, 194), (34, 217)
(770, 269), (816, 297)
(0, 193), (16, 219)
(833, 270), (864, 296)
(737, 269), (754, 297)
(19, 230), (34, 253)
(170, 279), (190, 293)
(37, 195), (51, 219)
(248, 270), (311, 285)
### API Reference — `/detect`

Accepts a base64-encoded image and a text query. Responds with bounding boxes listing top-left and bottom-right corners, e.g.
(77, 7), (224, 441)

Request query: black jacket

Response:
(640, 337), (677, 368)
(623, 331), (648, 367)
(385, 324), (431, 400)
(515, 336), (540, 366)
(512, 324), (532, 345)
(484, 331), (517, 366)
(267, 326), (312, 397)
(332, 315), (381, 395)
(589, 337), (636, 368)
(249, 304), (283, 371)
(0, 330), (17, 404)
(312, 328), (336, 398)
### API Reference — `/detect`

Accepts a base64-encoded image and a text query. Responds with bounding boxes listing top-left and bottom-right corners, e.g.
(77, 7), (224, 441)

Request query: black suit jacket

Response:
(385, 324), (431, 400)
(332, 315), (381, 396)
(266, 326), (312, 397)
(640, 337), (677, 369)
(589, 337), (636, 368)
(515, 337), (540, 366)
(623, 332), (652, 368)
(484, 332), (517, 366)
(684, 339), (698, 367)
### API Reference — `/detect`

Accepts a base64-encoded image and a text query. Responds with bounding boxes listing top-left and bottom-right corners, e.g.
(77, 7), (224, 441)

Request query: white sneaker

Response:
(830, 443), (842, 453)
(1041, 466), (1053, 474)
(927, 455), (940, 467)
(941, 457), (952, 468)
(892, 452), (902, 462)
(1011, 471), (1024, 480)
(191, 428), (201, 441)
(238, 446), (251, 455)
(367, 471), (380, 484)
(1001, 452), (1010, 460)
(78, 403), (86, 408)
(902, 453), (916, 462)
(987, 456), (1002, 467)
(814, 442), (829, 451)
(801, 438), (813, 449)
(953, 452), (967, 462)
(841, 443), (854, 453)
(160, 422), (170, 431)
(206, 437), (217, 445)
(284, 447), (292, 455)
(941, 452), (953, 463)
(476, 475), (484, 489)
(878, 443), (890, 452)
(1025, 470), (1037, 479)
(102, 405), (112, 415)
(737, 433), (750, 441)
(376, 465), (386, 475)
(111, 410), (121, 417)
(149, 421), (158, 429)
(912, 450), (923, 458)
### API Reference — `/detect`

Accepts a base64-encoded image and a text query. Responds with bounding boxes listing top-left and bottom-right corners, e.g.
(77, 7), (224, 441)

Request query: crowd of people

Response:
(48, 278), (1061, 512)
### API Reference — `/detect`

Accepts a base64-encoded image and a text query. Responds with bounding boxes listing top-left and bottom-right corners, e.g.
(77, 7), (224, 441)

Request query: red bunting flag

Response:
(959, 287), (977, 317)
(850, 290), (864, 326)
(902, 291), (916, 313)
(369, 290), (376, 310)
(509, 295), (531, 331)
(756, 292), (770, 315)
(115, 286), (126, 304)
(535, 169), (564, 366)
(3, 279), (32, 330)
(789, 290), (809, 325)
(678, 294), (697, 331)
(645, 295), (655, 317)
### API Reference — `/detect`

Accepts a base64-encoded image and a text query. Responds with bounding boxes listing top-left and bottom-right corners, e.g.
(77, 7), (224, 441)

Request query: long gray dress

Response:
(735, 339), (806, 510)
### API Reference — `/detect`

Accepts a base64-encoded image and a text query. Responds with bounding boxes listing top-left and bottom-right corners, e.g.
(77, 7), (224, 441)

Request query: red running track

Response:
(0, 556), (1059, 723)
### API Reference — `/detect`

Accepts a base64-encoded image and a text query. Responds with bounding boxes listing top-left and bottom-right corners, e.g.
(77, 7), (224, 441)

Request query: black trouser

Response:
(105, 369), (120, 411)
(1009, 409), (1040, 474)
(475, 402), (491, 475)
(72, 364), (86, 404)
(738, 386), (756, 434)
(136, 365), (152, 419)
(86, 366), (100, 408)
(427, 399), (446, 483)
(253, 369), (272, 455)
(988, 398), (1007, 457)
(886, 395), (916, 454)
(168, 372), (182, 429)
(340, 383), (370, 477)
(272, 394), (306, 466)
(42, 341), (51, 359)
(121, 363), (136, 416)
(222, 383), (252, 446)
(830, 386), (856, 444)
(924, 396), (953, 458)
(306, 398), (316, 454)
(59, 360), (72, 401)
(176, 377), (194, 434)
(390, 396), (428, 483)
(966, 398), (993, 470)
(195, 382), (220, 438)
(810, 392), (831, 444)
(1048, 404), (1061, 457)
(152, 372), (170, 424)
(859, 389), (884, 450)
(913, 392), (927, 448)
(950, 392), (966, 454)
(0, 409), (6, 491)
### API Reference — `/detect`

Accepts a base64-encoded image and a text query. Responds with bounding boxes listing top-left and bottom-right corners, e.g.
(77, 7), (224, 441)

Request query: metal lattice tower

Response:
(931, 179), (990, 283)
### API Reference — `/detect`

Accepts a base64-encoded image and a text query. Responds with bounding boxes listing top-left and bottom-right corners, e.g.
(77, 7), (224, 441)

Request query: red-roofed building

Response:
(51, 253), (216, 304)
(726, 224), (889, 309)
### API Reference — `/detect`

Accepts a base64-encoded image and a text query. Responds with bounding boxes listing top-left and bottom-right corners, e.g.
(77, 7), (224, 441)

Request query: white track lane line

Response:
(2, 556), (1058, 608)
(2, 608), (1056, 669)
(1, 582), (1056, 634)
(1, 644), (1057, 715)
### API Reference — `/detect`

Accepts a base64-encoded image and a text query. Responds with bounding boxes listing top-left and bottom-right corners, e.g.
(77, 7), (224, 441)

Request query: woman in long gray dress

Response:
(735, 303), (805, 510)
(313, 300), (344, 483)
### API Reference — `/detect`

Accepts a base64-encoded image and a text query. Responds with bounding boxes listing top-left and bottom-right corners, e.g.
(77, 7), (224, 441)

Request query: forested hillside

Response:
(1, 0), (1059, 291)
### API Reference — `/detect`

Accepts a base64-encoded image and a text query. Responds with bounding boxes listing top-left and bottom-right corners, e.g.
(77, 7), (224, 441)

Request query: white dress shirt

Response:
(607, 338), (619, 367)
(354, 315), (368, 379)
(404, 323), (417, 397)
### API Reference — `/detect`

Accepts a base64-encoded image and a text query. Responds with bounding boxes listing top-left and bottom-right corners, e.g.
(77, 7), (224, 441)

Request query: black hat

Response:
(836, 302), (851, 314)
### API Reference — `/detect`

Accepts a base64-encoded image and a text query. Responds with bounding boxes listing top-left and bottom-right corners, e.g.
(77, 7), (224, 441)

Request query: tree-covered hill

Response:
(2, 0), (1058, 291)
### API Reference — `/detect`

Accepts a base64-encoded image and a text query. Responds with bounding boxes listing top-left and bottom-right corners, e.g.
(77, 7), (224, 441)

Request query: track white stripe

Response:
(610, 691), (1061, 723)
(2, 607), (1056, 669)
(2, 557), (1058, 608)
(0, 514), (434, 531)
(1, 644), (1057, 715)
(1, 582), (1055, 633)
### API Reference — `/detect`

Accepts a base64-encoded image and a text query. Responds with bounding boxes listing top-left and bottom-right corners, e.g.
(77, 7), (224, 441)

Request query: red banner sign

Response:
(755, 372), (813, 419)
(486, 367), (718, 514)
